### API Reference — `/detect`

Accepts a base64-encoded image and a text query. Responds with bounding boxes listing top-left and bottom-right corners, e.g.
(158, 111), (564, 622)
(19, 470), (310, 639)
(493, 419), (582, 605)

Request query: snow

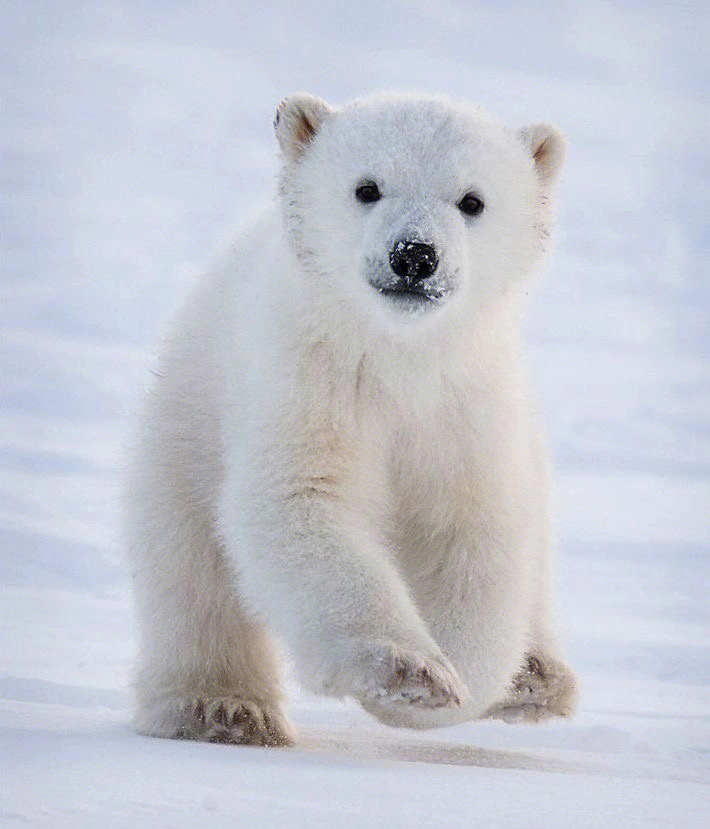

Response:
(1, 1), (708, 826)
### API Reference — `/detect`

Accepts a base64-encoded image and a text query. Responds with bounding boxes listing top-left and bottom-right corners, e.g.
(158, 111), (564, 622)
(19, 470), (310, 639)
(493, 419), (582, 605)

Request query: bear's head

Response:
(274, 92), (564, 333)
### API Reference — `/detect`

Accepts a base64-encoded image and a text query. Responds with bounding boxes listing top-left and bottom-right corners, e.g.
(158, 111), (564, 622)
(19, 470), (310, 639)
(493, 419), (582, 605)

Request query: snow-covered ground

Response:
(1, 2), (708, 826)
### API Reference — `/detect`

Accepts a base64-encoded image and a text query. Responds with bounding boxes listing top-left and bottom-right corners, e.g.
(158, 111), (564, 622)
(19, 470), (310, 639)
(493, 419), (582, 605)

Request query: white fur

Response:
(125, 92), (577, 744)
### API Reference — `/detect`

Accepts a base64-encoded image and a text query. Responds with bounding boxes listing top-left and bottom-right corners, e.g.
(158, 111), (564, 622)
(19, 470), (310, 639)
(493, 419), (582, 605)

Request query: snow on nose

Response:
(389, 240), (439, 283)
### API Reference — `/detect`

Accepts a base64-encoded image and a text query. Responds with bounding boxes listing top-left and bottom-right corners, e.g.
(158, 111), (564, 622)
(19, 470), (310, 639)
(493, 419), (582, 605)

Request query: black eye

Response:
(355, 180), (381, 204)
(458, 192), (484, 216)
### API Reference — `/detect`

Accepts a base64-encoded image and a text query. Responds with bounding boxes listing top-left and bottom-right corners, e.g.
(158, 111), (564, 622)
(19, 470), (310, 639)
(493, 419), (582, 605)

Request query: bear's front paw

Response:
(353, 643), (467, 709)
(136, 694), (295, 746)
(181, 696), (295, 745)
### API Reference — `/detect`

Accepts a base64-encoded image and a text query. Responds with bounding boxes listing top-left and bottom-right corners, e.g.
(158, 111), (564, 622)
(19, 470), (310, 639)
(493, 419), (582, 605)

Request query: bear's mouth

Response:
(364, 256), (453, 313)
(370, 278), (444, 310)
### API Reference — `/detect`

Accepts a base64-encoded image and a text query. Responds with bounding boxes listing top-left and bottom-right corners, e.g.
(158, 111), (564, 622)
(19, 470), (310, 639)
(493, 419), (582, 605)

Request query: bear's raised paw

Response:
(357, 644), (467, 709)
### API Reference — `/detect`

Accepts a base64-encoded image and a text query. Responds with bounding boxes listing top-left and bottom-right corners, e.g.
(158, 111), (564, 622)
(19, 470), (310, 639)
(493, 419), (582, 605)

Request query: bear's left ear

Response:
(274, 93), (333, 161)
(518, 124), (566, 187)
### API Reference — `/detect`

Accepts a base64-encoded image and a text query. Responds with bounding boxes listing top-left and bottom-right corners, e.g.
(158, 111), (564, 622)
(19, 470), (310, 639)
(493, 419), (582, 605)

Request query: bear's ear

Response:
(274, 93), (333, 161)
(518, 124), (566, 187)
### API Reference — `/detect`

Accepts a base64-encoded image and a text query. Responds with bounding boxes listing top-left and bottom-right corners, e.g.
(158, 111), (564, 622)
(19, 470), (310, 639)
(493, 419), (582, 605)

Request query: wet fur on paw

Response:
(484, 652), (578, 723)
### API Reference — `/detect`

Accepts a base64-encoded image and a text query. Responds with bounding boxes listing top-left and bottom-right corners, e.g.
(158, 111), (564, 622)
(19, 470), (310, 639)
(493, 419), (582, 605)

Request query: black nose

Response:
(389, 240), (438, 282)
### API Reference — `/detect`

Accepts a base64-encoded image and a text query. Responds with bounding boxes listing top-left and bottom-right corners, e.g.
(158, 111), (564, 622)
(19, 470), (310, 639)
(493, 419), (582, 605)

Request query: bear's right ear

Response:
(518, 123), (566, 188)
(274, 93), (333, 161)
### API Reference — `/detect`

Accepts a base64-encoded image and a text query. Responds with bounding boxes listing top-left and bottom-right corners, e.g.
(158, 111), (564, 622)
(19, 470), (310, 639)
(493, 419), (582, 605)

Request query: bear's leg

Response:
(484, 507), (577, 722)
(222, 473), (468, 711)
(128, 506), (294, 746)
(498, 561), (578, 723)
(483, 437), (578, 723)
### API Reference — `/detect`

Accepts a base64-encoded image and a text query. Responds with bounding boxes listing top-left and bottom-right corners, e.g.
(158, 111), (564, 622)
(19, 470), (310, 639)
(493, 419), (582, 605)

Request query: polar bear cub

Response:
(125, 92), (577, 745)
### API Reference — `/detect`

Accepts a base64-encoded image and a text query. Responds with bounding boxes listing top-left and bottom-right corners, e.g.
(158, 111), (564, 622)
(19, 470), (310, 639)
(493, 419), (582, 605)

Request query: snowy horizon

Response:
(1, 2), (707, 826)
